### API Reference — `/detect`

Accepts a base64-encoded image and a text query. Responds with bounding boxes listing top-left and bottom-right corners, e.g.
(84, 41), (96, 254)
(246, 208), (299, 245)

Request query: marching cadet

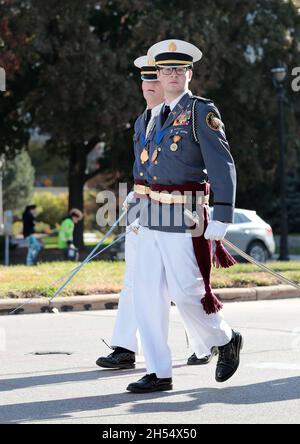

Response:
(96, 54), (217, 371)
(127, 40), (243, 393)
(96, 55), (164, 370)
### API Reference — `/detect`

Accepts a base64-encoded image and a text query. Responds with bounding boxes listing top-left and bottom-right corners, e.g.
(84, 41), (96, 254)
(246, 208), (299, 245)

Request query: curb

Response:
(0, 285), (299, 316)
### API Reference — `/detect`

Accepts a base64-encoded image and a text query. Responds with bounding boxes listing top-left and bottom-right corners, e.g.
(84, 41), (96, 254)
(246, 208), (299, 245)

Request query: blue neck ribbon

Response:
(140, 133), (147, 147)
(155, 128), (169, 145)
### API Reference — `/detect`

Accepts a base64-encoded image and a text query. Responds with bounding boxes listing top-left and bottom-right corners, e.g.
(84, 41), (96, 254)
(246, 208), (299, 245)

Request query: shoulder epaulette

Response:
(190, 95), (213, 104)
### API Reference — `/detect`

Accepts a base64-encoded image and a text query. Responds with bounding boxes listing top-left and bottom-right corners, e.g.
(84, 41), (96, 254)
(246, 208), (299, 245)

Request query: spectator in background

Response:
(22, 205), (43, 266)
(58, 208), (83, 261)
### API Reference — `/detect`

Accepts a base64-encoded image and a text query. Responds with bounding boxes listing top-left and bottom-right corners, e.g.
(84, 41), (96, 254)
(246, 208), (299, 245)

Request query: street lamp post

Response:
(0, 156), (4, 236)
(271, 66), (289, 261)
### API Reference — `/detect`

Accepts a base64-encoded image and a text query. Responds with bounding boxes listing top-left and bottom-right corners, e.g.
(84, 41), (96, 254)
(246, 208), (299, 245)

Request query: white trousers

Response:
(111, 228), (139, 353)
(133, 226), (233, 378)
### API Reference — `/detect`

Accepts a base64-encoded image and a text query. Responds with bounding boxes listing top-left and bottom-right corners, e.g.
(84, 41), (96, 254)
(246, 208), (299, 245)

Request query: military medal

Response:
(140, 148), (149, 164)
(173, 110), (191, 126)
(152, 147), (159, 162)
(170, 134), (181, 152)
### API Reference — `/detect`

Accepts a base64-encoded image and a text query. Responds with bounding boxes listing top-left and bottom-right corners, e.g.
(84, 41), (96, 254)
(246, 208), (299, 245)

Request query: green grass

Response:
(0, 261), (125, 299)
(42, 235), (114, 249)
(274, 246), (300, 255)
(42, 236), (60, 249)
(0, 260), (300, 299)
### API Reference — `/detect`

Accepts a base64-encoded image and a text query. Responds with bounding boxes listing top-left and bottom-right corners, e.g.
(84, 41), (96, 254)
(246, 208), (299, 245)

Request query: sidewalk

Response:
(1, 284), (299, 316)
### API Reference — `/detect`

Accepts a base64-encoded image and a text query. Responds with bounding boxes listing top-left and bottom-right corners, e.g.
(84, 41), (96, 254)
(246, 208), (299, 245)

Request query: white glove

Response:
(122, 191), (136, 211)
(128, 218), (140, 235)
(204, 220), (230, 241)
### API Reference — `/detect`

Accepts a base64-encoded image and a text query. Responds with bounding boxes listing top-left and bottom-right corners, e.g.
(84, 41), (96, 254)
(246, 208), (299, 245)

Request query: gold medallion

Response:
(173, 134), (181, 143)
(140, 149), (149, 164)
(152, 148), (159, 162)
(170, 143), (178, 152)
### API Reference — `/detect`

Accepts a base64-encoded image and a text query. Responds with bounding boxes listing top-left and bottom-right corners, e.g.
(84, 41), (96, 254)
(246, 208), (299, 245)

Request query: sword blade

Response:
(9, 223), (130, 315)
(48, 209), (128, 302)
(223, 238), (300, 293)
(183, 209), (300, 293)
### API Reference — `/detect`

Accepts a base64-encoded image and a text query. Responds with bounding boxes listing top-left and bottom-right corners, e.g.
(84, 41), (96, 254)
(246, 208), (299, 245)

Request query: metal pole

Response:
(0, 162), (4, 266)
(4, 234), (9, 266)
(277, 85), (289, 261)
(0, 165), (3, 236)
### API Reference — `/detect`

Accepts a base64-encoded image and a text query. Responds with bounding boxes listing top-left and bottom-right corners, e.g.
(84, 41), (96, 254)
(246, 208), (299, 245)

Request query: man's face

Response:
(157, 68), (193, 95)
(142, 80), (164, 105)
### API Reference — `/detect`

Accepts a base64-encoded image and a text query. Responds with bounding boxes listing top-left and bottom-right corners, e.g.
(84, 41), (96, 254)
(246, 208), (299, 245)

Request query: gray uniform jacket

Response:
(132, 109), (151, 182)
(128, 109), (153, 225)
(139, 91), (237, 232)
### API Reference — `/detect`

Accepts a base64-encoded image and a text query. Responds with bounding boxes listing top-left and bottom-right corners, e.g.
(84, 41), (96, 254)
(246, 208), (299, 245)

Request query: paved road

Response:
(0, 299), (300, 424)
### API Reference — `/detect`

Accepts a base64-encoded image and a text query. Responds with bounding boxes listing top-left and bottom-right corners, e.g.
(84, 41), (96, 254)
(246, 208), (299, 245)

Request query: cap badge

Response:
(147, 56), (155, 66)
(168, 42), (177, 52)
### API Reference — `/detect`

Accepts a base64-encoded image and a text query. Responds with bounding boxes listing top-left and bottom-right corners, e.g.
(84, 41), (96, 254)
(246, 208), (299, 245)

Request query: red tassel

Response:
(201, 290), (223, 315)
(213, 241), (237, 268)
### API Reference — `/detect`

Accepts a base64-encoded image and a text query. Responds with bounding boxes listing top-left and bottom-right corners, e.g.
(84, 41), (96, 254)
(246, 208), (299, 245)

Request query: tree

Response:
(3, 150), (35, 215)
(5, 0), (300, 243)
(133, 0), (300, 224)
(89, 0), (300, 226)
(0, 2), (36, 160)
(19, 0), (140, 247)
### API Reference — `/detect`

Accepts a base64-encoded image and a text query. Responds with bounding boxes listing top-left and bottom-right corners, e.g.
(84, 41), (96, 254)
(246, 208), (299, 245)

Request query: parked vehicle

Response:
(212, 208), (275, 263)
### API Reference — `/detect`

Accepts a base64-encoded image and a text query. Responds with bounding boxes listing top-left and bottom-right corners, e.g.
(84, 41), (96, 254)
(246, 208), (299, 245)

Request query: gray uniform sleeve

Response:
(132, 114), (144, 179)
(195, 101), (237, 223)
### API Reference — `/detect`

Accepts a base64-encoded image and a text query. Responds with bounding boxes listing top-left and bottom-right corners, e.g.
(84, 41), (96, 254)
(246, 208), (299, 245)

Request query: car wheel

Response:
(247, 241), (269, 263)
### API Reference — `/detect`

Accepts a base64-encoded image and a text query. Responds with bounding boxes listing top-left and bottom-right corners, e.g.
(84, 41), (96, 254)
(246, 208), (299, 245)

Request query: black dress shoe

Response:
(187, 347), (218, 366)
(216, 331), (243, 383)
(96, 347), (135, 370)
(127, 374), (173, 393)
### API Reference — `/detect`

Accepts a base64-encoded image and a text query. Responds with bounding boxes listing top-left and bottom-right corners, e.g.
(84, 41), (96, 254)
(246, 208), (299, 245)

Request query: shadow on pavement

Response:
(0, 376), (300, 423)
(0, 363), (188, 393)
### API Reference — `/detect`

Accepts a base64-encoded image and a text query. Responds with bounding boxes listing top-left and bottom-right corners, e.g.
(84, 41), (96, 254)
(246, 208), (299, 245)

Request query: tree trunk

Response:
(68, 143), (86, 249)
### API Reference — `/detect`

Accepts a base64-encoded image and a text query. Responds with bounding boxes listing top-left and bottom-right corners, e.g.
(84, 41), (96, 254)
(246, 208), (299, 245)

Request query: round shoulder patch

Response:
(206, 112), (223, 131)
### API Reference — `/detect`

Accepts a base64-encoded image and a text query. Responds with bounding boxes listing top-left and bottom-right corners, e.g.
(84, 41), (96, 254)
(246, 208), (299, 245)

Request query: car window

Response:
(209, 208), (252, 224)
(234, 213), (251, 224)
